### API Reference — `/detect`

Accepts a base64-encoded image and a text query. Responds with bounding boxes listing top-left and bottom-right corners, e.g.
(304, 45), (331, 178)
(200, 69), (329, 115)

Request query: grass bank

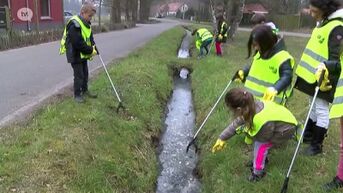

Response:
(190, 31), (341, 192)
(0, 26), (185, 193)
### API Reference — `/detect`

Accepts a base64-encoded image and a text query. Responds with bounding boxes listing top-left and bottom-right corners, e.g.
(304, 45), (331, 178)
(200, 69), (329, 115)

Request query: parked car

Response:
(64, 11), (73, 23)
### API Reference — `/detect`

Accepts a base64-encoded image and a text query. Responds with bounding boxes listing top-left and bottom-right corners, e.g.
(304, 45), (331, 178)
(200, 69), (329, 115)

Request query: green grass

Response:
(191, 31), (341, 193)
(0, 25), (340, 193)
(0, 26), (186, 193)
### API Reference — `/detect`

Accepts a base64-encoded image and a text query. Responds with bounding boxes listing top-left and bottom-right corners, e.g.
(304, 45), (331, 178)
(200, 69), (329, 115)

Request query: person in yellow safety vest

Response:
(294, 0), (343, 158)
(191, 28), (213, 59)
(304, 0), (343, 191)
(215, 15), (228, 56)
(233, 25), (294, 105)
(250, 13), (280, 36)
(59, 2), (98, 103)
(211, 88), (297, 182)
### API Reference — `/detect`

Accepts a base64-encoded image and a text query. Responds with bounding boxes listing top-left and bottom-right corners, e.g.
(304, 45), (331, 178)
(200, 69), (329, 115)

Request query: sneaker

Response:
(323, 176), (343, 192)
(247, 171), (266, 182)
(83, 91), (97, 98)
(74, 96), (85, 103)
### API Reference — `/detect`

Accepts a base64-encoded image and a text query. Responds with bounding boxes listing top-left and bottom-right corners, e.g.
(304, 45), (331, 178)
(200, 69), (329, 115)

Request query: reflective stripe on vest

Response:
(220, 22), (227, 37)
(197, 28), (213, 42)
(244, 50), (295, 104)
(330, 77), (343, 119)
(59, 15), (92, 60)
(248, 101), (298, 137)
(296, 20), (343, 83)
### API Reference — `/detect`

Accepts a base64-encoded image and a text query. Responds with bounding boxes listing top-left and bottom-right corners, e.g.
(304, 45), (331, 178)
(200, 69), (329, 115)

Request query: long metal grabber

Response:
(98, 54), (125, 113)
(186, 78), (233, 153)
(280, 70), (325, 193)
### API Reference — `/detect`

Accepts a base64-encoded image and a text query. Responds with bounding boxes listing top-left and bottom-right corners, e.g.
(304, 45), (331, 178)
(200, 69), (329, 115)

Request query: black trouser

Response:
(71, 60), (88, 97)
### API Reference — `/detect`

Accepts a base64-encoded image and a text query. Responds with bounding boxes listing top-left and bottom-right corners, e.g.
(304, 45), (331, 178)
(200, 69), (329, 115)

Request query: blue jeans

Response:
(200, 38), (213, 56)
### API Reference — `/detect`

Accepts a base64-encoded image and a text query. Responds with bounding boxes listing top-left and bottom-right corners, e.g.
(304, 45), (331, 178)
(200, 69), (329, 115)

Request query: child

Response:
(233, 25), (293, 104)
(294, 0), (343, 156)
(212, 88), (297, 181)
(250, 13), (279, 35)
(192, 28), (213, 59)
(215, 15), (228, 56)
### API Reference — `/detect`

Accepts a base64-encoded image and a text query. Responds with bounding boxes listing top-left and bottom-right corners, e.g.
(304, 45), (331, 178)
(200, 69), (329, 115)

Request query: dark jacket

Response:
(216, 20), (228, 42)
(243, 38), (293, 93)
(294, 16), (343, 103)
(65, 15), (95, 64)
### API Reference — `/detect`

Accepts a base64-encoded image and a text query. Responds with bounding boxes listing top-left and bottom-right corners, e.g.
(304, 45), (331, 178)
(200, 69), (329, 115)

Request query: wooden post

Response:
(34, 0), (39, 32)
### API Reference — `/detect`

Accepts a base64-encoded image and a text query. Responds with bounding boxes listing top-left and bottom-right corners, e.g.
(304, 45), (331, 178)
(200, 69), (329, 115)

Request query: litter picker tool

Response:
(186, 77), (234, 153)
(280, 70), (325, 193)
(98, 54), (125, 113)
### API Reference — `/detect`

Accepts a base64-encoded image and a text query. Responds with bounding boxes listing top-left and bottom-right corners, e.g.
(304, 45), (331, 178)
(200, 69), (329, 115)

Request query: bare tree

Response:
(109, 0), (121, 24)
(223, 0), (245, 40)
(139, 0), (152, 22)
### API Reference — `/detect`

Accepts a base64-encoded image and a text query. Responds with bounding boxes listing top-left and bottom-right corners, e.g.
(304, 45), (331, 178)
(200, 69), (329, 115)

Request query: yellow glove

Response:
(91, 45), (98, 56)
(315, 64), (332, 91)
(218, 34), (223, 40)
(233, 70), (244, 83)
(263, 87), (278, 101)
(211, 139), (226, 153)
(244, 136), (253, 145)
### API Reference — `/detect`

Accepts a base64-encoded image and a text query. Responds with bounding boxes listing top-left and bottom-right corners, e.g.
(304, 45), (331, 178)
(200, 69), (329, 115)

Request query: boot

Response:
(247, 170), (266, 182)
(303, 119), (316, 144)
(322, 176), (343, 192)
(304, 125), (327, 156)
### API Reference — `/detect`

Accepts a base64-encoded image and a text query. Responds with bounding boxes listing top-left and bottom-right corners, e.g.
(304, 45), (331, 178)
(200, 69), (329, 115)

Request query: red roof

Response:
(167, 2), (183, 12)
(244, 3), (268, 14)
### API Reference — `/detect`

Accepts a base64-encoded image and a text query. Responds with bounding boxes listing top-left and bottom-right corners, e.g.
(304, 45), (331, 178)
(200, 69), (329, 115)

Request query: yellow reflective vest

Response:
(59, 15), (92, 60)
(330, 64), (343, 119)
(247, 101), (298, 137)
(219, 21), (228, 38)
(296, 20), (343, 84)
(244, 50), (295, 104)
(195, 28), (213, 50)
(197, 28), (213, 42)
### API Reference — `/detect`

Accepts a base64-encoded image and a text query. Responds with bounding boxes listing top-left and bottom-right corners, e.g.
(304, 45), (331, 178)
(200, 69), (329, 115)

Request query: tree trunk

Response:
(98, 0), (102, 28)
(139, 0), (151, 22)
(132, 0), (138, 22)
(209, 0), (217, 33)
(226, 0), (245, 40)
(110, 0), (121, 24)
(125, 0), (130, 21)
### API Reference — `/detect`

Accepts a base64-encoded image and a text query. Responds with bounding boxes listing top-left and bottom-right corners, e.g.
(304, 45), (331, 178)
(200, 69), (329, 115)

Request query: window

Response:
(0, 0), (9, 7)
(40, 0), (51, 18)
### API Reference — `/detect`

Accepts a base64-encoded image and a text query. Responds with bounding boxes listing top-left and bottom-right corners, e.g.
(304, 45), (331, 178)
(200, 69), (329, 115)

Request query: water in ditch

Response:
(156, 30), (200, 193)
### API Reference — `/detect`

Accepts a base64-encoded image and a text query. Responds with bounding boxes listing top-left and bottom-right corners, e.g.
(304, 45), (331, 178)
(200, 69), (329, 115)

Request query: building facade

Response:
(0, 0), (63, 31)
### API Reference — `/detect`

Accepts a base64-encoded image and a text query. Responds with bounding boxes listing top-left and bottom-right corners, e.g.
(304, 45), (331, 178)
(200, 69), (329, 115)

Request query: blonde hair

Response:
(81, 2), (96, 14)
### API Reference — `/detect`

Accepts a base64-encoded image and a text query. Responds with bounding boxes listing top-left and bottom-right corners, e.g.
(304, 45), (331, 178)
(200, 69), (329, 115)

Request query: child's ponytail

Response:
(225, 88), (256, 129)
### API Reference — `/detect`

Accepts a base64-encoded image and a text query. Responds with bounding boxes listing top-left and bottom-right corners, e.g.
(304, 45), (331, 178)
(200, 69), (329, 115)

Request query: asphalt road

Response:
(0, 19), (181, 127)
